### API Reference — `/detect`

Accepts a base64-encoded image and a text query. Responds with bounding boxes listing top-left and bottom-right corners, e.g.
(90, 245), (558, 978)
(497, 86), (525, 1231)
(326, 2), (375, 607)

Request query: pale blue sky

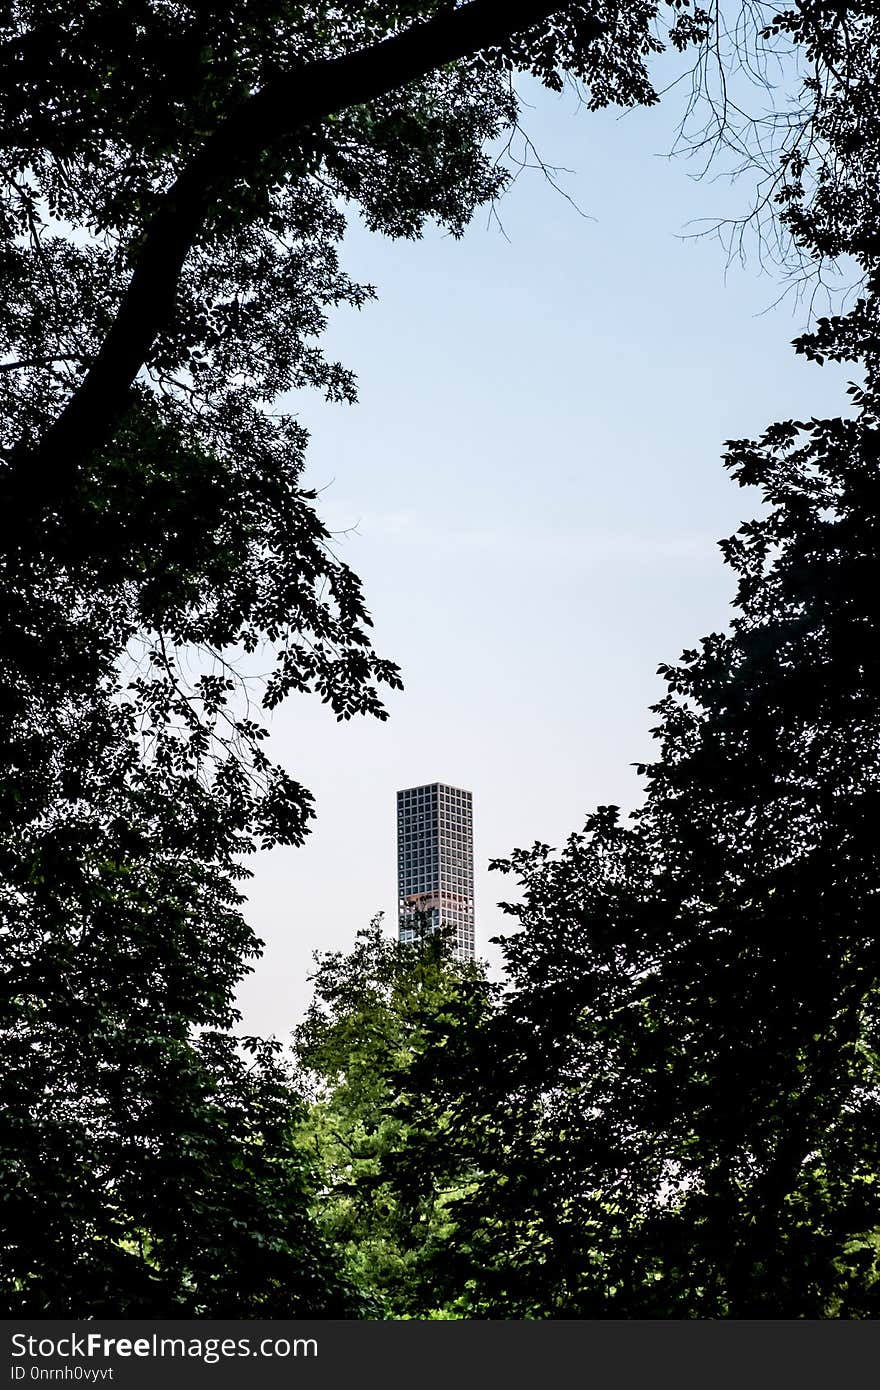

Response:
(236, 72), (853, 1035)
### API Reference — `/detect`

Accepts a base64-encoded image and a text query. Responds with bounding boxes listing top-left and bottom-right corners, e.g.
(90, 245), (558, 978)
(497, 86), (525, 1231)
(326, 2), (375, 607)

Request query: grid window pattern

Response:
(397, 782), (475, 961)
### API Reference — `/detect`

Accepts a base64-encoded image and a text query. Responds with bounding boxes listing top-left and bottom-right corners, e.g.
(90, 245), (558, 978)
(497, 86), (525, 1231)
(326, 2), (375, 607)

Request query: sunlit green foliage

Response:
(293, 918), (495, 1316)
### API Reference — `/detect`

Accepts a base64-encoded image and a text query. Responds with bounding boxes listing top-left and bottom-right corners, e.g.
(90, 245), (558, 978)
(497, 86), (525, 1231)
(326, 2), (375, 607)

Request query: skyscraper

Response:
(397, 782), (475, 960)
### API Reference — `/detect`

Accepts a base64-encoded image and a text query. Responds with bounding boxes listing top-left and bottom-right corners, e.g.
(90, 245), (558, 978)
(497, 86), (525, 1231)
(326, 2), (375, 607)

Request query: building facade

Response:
(397, 782), (475, 960)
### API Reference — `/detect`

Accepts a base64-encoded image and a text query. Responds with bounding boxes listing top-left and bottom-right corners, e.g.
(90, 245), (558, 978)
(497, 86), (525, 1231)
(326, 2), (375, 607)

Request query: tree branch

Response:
(18, 0), (589, 493)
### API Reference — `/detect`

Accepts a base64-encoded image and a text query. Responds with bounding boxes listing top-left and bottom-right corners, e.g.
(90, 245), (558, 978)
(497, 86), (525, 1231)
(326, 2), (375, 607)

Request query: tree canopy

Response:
(0, 0), (694, 1316)
(4, 0), (880, 1315)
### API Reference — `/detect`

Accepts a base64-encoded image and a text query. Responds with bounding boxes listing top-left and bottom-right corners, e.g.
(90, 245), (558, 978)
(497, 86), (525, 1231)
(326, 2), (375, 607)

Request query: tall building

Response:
(397, 782), (475, 960)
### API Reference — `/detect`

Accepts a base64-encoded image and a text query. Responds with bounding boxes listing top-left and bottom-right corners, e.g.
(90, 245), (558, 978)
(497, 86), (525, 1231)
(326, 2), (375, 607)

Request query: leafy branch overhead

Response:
(4, 1), (661, 486)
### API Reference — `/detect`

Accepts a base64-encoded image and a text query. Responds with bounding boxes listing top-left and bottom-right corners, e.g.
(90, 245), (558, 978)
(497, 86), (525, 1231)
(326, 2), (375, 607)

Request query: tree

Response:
(292, 916), (495, 1318)
(452, 349), (880, 1315)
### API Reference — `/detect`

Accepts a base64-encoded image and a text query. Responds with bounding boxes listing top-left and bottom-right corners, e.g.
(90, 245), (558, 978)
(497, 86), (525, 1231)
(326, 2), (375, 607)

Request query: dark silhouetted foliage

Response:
(282, 3), (880, 1318)
(0, 0), (678, 1315)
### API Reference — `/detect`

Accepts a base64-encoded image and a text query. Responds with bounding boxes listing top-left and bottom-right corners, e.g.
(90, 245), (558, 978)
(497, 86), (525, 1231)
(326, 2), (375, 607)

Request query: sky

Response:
(235, 64), (854, 1038)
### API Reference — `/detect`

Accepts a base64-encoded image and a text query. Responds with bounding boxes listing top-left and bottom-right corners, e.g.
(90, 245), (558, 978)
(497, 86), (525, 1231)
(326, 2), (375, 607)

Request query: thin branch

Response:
(0, 355), (88, 373)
